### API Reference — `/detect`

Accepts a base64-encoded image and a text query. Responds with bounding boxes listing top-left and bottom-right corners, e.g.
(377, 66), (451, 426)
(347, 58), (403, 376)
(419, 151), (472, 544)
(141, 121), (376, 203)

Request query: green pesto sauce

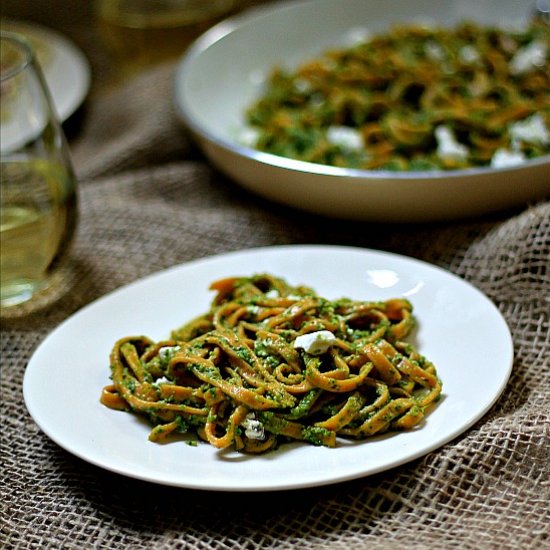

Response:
(302, 426), (332, 446)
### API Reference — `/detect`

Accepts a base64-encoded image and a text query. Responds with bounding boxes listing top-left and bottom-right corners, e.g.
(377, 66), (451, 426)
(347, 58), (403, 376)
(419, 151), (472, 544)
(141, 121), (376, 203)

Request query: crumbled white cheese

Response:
(510, 40), (547, 75)
(345, 26), (372, 46)
(154, 376), (171, 386)
(509, 114), (550, 146)
(435, 125), (469, 160)
(158, 346), (180, 359)
(294, 78), (312, 94)
(264, 289), (280, 299)
(425, 41), (445, 61)
(491, 148), (526, 168)
(293, 330), (336, 355)
(242, 414), (265, 440)
(326, 126), (363, 151)
(459, 45), (480, 64)
(238, 127), (260, 148)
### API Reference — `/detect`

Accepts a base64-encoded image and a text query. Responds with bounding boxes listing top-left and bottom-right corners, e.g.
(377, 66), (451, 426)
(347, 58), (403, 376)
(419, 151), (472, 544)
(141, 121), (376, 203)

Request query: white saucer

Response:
(2, 20), (91, 152)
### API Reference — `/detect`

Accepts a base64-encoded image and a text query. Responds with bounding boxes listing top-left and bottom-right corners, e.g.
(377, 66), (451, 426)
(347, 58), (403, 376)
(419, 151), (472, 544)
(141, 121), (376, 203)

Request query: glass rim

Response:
(0, 31), (36, 82)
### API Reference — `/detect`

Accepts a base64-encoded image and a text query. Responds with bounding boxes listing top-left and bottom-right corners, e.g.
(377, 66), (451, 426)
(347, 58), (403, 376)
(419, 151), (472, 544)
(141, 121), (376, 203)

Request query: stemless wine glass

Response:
(94, 0), (237, 77)
(0, 31), (78, 309)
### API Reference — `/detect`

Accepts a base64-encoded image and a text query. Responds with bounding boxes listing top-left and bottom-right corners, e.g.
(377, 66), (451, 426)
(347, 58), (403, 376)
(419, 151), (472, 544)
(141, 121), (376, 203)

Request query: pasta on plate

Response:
(101, 274), (442, 453)
(244, 21), (549, 171)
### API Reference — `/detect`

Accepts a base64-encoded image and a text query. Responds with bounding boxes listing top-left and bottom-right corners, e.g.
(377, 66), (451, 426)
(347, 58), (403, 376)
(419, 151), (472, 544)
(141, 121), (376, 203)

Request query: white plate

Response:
(174, 0), (550, 222)
(2, 21), (91, 153)
(23, 245), (513, 491)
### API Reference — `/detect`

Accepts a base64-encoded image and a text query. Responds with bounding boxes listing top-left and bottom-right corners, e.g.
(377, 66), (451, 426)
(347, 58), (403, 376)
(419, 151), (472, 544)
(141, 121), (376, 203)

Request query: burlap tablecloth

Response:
(1, 4), (549, 548)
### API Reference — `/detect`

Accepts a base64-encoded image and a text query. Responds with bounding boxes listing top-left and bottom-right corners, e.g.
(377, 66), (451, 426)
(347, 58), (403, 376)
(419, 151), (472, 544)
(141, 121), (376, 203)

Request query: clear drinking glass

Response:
(0, 32), (78, 309)
(94, 0), (237, 77)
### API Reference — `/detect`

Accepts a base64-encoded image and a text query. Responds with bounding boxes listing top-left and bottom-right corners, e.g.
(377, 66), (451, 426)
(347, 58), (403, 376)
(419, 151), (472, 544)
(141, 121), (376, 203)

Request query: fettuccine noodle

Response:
(101, 274), (442, 453)
(244, 21), (549, 171)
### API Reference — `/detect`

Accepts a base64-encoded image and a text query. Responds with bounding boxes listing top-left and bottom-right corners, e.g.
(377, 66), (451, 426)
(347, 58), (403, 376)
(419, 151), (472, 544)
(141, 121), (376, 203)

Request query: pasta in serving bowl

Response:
(245, 21), (549, 172)
(174, 0), (550, 222)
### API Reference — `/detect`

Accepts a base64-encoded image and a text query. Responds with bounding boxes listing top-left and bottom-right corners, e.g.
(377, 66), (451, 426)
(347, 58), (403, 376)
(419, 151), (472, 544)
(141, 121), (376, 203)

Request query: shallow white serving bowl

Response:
(174, 0), (550, 222)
